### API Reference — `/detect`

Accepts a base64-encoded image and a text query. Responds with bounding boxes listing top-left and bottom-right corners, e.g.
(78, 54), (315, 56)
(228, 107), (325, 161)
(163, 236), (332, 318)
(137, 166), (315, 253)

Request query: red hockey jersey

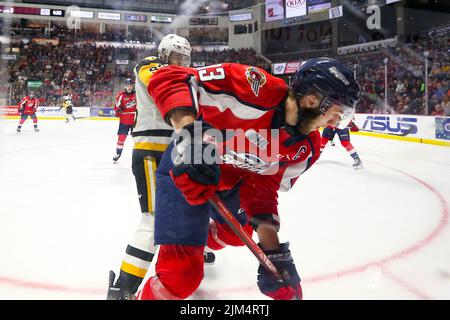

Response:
(115, 91), (137, 125)
(18, 96), (39, 115)
(149, 63), (321, 222)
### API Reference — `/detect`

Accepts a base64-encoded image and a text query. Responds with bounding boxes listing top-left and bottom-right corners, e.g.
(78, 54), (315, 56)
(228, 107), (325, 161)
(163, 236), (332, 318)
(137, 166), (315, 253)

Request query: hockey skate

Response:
(16, 128), (21, 133)
(34, 128), (40, 133)
(106, 271), (135, 300)
(204, 251), (216, 265)
(113, 153), (121, 162)
(353, 159), (364, 170)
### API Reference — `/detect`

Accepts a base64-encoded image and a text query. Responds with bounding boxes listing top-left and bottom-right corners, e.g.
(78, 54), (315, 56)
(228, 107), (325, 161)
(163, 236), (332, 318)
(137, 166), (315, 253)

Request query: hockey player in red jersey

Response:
(320, 120), (363, 169)
(136, 58), (360, 300)
(16, 91), (39, 133)
(113, 78), (137, 162)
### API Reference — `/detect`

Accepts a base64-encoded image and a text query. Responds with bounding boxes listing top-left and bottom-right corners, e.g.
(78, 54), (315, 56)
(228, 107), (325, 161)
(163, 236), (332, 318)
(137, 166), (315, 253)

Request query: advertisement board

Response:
(329, 5), (343, 19)
(1, 54), (16, 60)
(70, 10), (94, 19)
(265, 0), (284, 22)
(35, 106), (91, 118)
(229, 13), (253, 22)
(98, 12), (121, 21)
(337, 38), (398, 55)
(125, 14), (147, 22)
(308, 0), (331, 14)
(189, 17), (218, 25)
(272, 63), (287, 75)
(90, 107), (116, 118)
(0, 6), (65, 17)
(435, 117), (450, 140)
(27, 80), (43, 88)
(285, 61), (301, 74)
(0, 106), (19, 116)
(353, 114), (450, 142)
(151, 16), (172, 23)
(285, 0), (307, 19)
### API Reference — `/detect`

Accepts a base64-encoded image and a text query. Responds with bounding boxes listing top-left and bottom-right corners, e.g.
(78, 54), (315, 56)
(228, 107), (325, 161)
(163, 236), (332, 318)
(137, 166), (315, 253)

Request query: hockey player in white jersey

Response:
(107, 34), (214, 300)
(58, 95), (76, 123)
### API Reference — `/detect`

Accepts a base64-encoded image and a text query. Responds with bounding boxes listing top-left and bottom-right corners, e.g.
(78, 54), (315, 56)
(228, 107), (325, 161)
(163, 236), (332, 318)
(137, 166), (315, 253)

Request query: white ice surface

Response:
(0, 119), (449, 300)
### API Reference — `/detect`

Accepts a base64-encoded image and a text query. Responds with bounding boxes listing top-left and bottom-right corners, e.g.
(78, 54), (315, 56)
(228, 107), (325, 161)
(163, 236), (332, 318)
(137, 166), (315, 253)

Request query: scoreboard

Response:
(0, 5), (65, 17)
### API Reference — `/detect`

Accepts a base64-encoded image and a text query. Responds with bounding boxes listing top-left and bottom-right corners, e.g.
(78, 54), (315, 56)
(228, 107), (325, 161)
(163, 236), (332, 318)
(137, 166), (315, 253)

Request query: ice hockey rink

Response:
(0, 118), (449, 300)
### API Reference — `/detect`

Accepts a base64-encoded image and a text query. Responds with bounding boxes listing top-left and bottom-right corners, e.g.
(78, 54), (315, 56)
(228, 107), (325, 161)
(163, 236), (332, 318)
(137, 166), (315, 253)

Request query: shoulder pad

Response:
(135, 58), (167, 85)
(136, 56), (164, 71)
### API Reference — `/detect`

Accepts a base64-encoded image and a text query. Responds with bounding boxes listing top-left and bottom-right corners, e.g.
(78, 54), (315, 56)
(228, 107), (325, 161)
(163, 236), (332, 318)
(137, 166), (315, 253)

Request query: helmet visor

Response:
(319, 96), (355, 130)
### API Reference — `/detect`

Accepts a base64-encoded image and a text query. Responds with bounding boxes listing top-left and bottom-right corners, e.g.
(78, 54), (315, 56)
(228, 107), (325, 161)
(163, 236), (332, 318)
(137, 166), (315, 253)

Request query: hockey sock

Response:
(207, 221), (253, 250)
(341, 140), (360, 161)
(136, 245), (204, 300)
(320, 137), (329, 152)
(118, 213), (156, 293)
(116, 134), (127, 154)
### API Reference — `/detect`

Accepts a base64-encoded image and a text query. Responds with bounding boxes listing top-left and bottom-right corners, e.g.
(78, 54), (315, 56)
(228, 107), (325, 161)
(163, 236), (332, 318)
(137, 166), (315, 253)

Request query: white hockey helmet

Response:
(158, 34), (191, 67)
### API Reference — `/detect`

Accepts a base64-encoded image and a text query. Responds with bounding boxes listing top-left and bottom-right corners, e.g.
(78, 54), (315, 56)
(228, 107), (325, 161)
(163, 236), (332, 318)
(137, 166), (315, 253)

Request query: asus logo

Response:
(362, 116), (418, 135)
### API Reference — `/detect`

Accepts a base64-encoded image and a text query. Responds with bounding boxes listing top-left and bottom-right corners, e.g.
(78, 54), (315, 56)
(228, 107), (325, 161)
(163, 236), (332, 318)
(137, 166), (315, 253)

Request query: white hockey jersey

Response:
(132, 56), (174, 152)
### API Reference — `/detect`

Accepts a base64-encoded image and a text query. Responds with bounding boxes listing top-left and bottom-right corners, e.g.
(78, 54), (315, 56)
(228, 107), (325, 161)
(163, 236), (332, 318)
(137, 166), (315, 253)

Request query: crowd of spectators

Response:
(8, 41), (114, 107)
(339, 36), (450, 116)
(4, 39), (270, 107)
(3, 20), (449, 116)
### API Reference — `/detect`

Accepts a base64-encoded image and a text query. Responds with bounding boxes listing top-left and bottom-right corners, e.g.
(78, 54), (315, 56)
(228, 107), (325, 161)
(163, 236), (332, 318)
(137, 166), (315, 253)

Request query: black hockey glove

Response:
(106, 271), (135, 300)
(257, 242), (303, 300)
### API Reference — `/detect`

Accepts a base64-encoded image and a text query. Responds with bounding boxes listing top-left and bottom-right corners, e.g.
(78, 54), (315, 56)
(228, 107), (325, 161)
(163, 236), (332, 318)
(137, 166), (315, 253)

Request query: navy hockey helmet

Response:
(291, 58), (360, 129)
(124, 78), (134, 92)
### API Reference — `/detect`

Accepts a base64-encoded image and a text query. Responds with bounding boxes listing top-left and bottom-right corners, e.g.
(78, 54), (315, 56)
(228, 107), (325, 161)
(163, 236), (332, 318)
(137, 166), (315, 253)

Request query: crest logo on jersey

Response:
(293, 145), (307, 160)
(126, 100), (137, 108)
(245, 67), (267, 97)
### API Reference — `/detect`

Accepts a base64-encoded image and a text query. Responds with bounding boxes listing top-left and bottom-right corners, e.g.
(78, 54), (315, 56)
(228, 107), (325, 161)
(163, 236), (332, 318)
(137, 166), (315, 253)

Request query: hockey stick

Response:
(209, 194), (300, 299)
(359, 126), (415, 137)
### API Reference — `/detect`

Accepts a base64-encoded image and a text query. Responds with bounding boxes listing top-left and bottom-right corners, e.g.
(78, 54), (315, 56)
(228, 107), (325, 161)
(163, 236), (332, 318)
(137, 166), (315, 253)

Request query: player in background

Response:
(107, 34), (216, 300)
(320, 120), (363, 169)
(113, 78), (137, 162)
(135, 58), (360, 300)
(16, 91), (39, 133)
(58, 94), (76, 123)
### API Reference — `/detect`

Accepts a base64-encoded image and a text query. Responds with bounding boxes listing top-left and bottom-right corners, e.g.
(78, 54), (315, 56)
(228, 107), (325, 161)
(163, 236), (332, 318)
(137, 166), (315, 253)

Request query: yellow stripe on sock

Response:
(120, 261), (147, 278)
(143, 157), (157, 213)
(151, 157), (157, 213)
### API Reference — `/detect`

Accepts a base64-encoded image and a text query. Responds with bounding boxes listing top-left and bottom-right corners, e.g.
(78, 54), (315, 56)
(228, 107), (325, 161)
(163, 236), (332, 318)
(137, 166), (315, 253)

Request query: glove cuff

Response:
(259, 242), (292, 261)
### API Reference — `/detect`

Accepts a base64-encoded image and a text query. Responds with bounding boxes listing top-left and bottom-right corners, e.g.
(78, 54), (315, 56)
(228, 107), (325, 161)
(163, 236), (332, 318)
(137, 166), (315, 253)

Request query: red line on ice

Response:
(0, 162), (447, 298)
